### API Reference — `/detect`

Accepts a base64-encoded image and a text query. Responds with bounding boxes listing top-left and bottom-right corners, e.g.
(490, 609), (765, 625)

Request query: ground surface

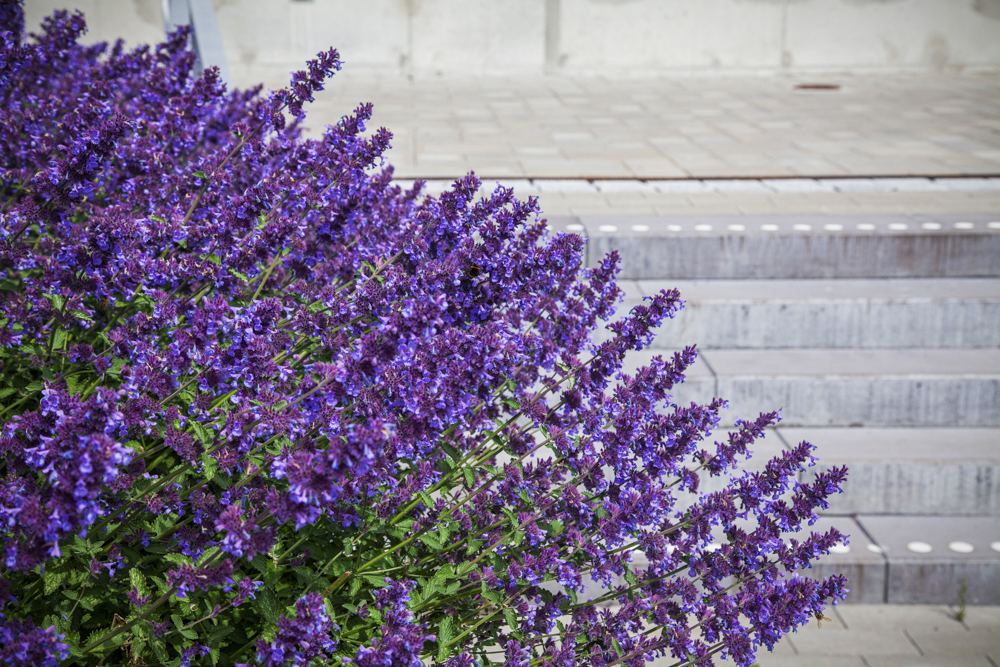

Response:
(233, 70), (1000, 181)
(236, 66), (1000, 665)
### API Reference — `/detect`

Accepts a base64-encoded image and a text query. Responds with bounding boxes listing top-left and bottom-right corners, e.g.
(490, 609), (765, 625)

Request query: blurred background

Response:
(22, 1), (1000, 665)
(21, 0), (1000, 77)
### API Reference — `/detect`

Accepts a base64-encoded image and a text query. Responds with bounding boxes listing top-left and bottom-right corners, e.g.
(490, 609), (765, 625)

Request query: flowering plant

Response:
(0, 5), (849, 667)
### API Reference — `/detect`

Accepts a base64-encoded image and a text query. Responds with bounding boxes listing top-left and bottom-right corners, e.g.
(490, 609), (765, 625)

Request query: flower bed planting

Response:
(0, 5), (848, 666)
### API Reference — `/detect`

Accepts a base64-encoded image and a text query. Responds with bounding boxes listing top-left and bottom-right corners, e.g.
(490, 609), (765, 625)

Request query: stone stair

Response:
(555, 213), (1000, 605)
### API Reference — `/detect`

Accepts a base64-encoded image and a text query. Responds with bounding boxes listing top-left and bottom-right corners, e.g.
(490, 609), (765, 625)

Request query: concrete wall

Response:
(23, 0), (1000, 76)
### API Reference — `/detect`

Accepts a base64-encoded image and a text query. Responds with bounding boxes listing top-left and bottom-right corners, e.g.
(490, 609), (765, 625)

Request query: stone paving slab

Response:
(863, 658), (996, 667)
(642, 348), (1000, 427)
(623, 278), (1000, 350)
(268, 71), (1000, 180)
(780, 428), (1000, 516)
(751, 605), (1000, 667)
(857, 516), (1000, 605)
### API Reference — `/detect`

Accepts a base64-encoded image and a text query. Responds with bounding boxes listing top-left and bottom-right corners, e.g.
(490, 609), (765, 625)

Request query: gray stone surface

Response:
(753, 657), (868, 667)
(785, 516), (887, 605)
(750, 605), (1000, 666)
(863, 657), (996, 667)
(782, 621), (920, 657)
(780, 428), (1000, 516)
(857, 516), (1000, 605)
(619, 349), (1000, 427)
(686, 349), (1000, 427)
(620, 278), (1000, 350)
(565, 214), (1000, 279)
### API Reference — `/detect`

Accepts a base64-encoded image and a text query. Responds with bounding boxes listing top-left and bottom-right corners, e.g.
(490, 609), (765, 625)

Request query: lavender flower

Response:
(0, 3), (849, 665)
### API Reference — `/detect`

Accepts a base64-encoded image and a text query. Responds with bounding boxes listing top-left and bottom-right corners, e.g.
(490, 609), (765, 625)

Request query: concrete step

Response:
(622, 348), (1000, 427)
(854, 516), (1000, 605)
(622, 516), (1000, 605)
(618, 278), (1000, 350)
(549, 213), (1000, 279)
(781, 428), (1000, 516)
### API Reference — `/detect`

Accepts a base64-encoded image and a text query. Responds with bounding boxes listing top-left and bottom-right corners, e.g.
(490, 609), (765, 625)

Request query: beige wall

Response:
(23, 0), (1000, 78)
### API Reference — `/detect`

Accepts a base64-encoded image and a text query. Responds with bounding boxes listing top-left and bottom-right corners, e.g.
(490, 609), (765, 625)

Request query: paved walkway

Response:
(747, 604), (1000, 667)
(241, 70), (1000, 180)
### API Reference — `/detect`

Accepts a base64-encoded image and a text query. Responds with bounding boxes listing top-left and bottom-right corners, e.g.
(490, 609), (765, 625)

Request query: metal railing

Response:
(160, 0), (231, 87)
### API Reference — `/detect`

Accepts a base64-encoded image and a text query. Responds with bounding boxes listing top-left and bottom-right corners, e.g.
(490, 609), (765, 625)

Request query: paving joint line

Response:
(902, 628), (925, 656)
(848, 516), (891, 603)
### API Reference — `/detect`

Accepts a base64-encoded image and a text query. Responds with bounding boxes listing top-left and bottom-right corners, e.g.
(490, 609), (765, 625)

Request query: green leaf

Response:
(504, 608), (518, 631)
(502, 398), (521, 410)
(500, 507), (518, 525)
(612, 637), (624, 657)
(206, 624), (234, 645)
(257, 587), (280, 624)
(44, 569), (69, 595)
(150, 635), (169, 663)
(462, 468), (475, 488)
(78, 592), (100, 611)
(361, 574), (391, 588)
(547, 519), (565, 536)
(418, 531), (443, 551)
(172, 614), (198, 640)
(47, 293), (65, 312)
(201, 452), (217, 482)
(417, 491), (435, 509)
(437, 616), (457, 662)
(229, 269), (251, 283)
(0, 387), (16, 399)
(190, 420), (212, 445)
(440, 441), (462, 463)
(193, 171), (208, 179)
(130, 568), (150, 598)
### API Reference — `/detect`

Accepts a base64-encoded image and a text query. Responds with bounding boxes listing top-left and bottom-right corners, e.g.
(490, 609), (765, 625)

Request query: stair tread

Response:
(559, 213), (1000, 237)
(696, 349), (1000, 377)
(630, 278), (1000, 302)
(857, 515), (1000, 561)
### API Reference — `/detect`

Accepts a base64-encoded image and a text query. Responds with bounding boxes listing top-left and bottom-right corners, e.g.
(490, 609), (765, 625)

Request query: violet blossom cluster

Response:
(0, 4), (848, 666)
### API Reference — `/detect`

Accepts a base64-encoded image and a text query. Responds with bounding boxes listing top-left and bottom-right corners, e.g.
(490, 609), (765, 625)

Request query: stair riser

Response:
(809, 465), (1000, 516)
(588, 235), (1000, 280)
(673, 377), (1000, 427)
(639, 300), (1000, 349)
(885, 562), (1000, 605)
